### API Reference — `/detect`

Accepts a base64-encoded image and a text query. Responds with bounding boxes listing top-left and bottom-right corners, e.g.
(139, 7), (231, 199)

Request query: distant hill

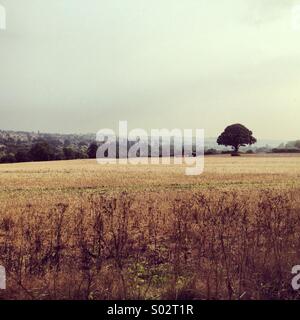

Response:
(205, 137), (288, 151)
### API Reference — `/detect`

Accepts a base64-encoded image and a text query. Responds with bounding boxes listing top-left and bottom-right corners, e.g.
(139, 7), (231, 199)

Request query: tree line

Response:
(0, 137), (92, 163)
(0, 125), (299, 163)
(0, 136), (201, 163)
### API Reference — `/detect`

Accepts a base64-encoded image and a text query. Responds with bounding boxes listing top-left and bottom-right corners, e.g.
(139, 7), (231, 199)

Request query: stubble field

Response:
(0, 155), (300, 300)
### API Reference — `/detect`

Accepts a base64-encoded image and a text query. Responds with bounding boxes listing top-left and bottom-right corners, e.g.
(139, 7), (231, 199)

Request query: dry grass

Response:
(0, 155), (300, 300)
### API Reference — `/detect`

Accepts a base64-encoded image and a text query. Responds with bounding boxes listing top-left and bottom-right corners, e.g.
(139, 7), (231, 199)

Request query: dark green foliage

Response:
(295, 141), (300, 149)
(87, 142), (98, 159)
(0, 153), (16, 163)
(15, 150), (32, 162)
(63, 147), (76, 160)
(272, 148), (300, 153)
(30, 141), (55, 162)
(217, 124), (257, 153)
(0, 131), (93, 164)
(205, 148), (218, 155)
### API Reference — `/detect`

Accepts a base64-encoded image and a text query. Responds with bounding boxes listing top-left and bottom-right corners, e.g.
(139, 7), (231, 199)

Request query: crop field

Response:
(0, 155), (300, 300)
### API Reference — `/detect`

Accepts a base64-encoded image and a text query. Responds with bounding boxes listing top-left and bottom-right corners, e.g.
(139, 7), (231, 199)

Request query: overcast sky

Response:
(0, 0), (299, 140)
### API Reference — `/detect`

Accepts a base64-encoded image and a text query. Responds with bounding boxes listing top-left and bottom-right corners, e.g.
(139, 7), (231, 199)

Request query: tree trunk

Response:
(231, 145), (240, 156)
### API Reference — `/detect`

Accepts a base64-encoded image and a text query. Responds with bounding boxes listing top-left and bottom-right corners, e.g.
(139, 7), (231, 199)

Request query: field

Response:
(0, 155), (300, 300)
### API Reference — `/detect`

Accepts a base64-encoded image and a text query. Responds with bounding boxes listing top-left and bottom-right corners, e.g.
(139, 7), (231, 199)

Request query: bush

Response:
(15, 150), (32, 162)
(0, 153), (16, 163)
(87, 142), (98, 159)
(205, 148), (218, 155)
(30, 141), (55, 161)
(63, 147), (76, 160)
(272, 148), (300, 153)
(231, 152), (241, 157)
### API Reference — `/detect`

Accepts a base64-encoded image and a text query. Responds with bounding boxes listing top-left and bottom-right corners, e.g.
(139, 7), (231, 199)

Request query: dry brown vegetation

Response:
(0, 155), (300, 300)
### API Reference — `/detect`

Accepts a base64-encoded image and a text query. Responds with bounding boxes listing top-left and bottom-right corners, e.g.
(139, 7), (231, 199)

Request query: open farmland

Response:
(0, 155), (300, 300)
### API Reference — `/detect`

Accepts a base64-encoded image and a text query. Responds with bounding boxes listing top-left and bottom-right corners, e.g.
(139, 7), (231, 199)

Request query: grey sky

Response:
(0, 0), (299, 139)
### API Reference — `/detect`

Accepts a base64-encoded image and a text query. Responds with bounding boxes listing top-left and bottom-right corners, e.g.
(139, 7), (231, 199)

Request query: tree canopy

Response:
(217, 124), (257, 153)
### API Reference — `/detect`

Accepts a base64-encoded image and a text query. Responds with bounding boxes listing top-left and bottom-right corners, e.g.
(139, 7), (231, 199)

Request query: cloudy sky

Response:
(0, 0), (299, 139)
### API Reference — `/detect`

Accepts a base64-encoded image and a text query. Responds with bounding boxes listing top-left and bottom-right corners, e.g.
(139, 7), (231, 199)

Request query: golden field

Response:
(0, 155), (300, 300)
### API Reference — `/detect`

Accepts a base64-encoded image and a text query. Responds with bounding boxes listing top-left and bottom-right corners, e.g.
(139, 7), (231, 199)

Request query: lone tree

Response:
(217, 124), (257, 155)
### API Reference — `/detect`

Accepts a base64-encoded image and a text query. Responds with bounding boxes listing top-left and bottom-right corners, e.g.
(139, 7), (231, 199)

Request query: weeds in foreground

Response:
(0, 189), (299, 300)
